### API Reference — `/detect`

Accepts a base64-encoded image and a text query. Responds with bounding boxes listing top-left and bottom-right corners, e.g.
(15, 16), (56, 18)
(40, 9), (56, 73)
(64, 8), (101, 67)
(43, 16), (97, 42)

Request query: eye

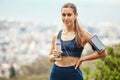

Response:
(62, 13), (66, 17)
(67, 13), (72, 16)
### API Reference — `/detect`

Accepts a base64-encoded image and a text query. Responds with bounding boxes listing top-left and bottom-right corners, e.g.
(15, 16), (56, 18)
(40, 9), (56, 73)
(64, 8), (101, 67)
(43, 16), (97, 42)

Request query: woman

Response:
(49, 3), (107, 80)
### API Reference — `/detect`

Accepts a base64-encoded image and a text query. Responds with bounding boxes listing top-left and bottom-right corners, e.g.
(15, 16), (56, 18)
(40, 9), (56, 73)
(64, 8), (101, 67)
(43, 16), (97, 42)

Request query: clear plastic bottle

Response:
(55, 39), (62, 60)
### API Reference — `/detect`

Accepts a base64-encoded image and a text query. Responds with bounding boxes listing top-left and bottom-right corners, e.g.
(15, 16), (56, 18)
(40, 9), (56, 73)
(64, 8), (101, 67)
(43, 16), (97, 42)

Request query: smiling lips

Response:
(65, 22), (69, 24)
(63, 20), (70, 24)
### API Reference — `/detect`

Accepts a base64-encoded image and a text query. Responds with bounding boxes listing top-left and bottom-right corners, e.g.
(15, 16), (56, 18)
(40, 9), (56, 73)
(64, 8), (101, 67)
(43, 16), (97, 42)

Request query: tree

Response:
(83, 44), (120, 80)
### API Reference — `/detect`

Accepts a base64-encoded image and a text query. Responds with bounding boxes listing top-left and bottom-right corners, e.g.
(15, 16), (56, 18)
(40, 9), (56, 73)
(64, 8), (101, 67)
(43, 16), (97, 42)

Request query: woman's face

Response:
(61, 8), (77, 27)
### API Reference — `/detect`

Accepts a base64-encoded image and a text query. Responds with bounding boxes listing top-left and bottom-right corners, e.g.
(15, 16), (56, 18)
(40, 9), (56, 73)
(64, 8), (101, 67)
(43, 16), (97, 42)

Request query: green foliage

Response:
(82, 67), (92, 80)
(83, 45), (120, 80)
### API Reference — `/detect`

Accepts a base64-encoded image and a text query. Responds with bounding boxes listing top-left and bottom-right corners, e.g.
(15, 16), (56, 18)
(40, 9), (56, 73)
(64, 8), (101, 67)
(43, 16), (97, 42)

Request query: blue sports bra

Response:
(57, 30), (84, 57)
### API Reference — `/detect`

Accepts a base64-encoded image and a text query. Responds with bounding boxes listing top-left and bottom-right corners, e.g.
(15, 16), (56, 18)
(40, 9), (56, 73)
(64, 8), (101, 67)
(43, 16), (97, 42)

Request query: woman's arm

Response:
(75, 50), (107, 69)
(49, 33), (61, 62)
(75, 29), (107, 69)
(49, 34), (56, 62)
(81, 50), (107, 61)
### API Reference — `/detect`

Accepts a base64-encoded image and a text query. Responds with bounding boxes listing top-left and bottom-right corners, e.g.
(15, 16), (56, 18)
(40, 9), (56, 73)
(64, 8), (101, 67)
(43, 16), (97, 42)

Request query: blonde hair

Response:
(62, 3), (83, 47)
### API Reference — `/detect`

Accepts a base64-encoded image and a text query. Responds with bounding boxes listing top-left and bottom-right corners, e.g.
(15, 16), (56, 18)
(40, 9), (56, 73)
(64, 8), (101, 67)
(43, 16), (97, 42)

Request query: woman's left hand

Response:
(75, 58), (84, 69)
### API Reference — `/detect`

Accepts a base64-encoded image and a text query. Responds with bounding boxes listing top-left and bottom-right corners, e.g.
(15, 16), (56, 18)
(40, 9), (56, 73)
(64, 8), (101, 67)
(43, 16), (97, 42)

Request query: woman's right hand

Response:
(49, 49), (61, 62)
(52, 49), (61, 58)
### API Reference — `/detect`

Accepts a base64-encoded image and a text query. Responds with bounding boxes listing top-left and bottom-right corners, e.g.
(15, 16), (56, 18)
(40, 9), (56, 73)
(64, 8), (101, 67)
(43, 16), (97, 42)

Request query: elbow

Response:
(49, 59), (55, 63)
(49, 55), (55, 63)
(49, 58), (55, 63)
(102, 50), (107, 57)
(49, 59), (53, 62)
(48, 58), (52, 62)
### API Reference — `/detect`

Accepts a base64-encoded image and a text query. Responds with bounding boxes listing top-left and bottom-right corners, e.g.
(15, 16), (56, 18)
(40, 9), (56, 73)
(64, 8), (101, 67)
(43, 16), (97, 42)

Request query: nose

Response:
(64, 16), (68, 20)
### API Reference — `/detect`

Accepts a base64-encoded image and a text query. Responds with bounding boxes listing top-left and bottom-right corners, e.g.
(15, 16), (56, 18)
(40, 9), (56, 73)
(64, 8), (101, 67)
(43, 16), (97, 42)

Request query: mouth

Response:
(64, 21), (69, 24)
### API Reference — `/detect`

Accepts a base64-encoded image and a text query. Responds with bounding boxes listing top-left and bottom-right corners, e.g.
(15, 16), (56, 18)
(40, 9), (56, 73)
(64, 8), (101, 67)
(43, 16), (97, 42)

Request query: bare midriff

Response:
(55, 56), (80, 67)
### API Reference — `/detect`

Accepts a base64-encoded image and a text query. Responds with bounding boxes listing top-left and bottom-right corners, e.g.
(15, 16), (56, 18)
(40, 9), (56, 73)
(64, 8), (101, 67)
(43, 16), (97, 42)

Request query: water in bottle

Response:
(55, 39), (62, 60)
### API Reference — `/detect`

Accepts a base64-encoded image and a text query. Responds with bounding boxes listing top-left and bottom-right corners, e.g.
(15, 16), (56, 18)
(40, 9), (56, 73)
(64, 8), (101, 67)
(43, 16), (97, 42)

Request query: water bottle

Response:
(55, 39), (62, 60)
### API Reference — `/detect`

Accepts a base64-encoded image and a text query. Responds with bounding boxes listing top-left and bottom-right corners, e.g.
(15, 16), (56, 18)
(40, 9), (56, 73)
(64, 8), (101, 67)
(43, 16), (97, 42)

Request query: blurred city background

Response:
(0, 0), (120, 80)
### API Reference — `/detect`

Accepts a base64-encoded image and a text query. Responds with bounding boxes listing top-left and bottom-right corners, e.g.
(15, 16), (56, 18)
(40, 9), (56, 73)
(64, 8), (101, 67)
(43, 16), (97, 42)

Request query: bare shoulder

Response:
(52, 30), (62, 40)
(81, 28), (93, 46)
(49, 32), (58, 54)
(52, 32), (58, 43)
(83, 29), (93, 39)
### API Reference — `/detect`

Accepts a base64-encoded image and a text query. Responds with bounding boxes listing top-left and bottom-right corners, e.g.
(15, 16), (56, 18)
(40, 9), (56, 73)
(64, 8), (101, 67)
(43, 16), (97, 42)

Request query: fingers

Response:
(75, 61), (79, 70)
(52, 49), (61, 57)
(75, 59), (82, 69)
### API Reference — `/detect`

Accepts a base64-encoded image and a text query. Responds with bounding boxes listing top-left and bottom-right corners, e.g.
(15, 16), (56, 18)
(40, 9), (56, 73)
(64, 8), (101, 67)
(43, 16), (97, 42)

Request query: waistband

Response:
(54, 63), (75, 69)
(52, 64), (79, 73)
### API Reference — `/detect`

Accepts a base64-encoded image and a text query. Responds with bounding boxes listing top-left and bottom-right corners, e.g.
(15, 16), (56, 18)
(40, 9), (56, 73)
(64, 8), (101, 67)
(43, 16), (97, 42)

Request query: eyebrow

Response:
(61, 12), (73, 14)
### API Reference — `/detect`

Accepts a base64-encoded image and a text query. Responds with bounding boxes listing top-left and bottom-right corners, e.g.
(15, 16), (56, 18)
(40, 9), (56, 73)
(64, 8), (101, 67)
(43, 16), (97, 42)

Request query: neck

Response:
(64, 25), (75, 33)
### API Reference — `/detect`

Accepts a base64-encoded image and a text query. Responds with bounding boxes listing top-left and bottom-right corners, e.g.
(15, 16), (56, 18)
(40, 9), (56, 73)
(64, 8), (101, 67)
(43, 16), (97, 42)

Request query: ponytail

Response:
(74, 19), (83, 48)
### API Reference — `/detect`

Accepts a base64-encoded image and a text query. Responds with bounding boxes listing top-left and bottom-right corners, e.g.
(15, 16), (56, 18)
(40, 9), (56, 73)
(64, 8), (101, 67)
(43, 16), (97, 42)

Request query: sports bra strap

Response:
(57, 30), (63, 40)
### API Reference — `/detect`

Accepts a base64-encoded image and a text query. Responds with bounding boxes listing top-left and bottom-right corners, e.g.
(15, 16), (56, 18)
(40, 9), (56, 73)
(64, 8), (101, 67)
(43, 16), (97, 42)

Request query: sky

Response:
(0, 0), (120, 25)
